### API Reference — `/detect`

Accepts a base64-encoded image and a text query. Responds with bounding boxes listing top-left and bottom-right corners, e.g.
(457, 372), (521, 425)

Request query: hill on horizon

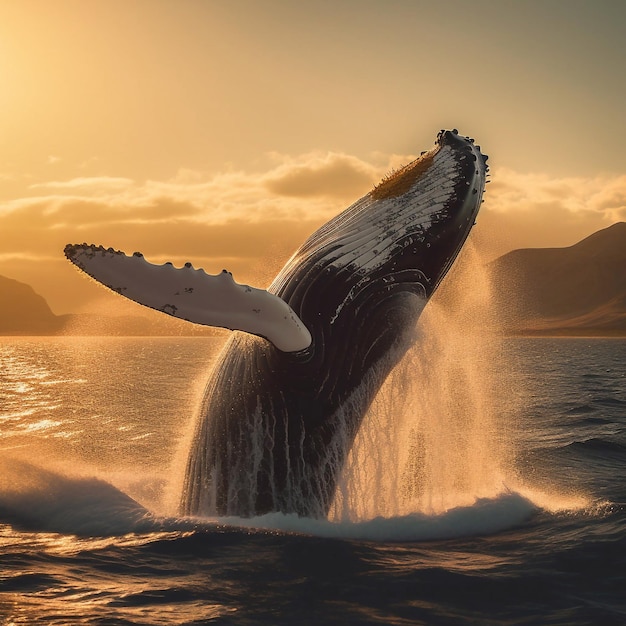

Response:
(489, 222), (626, 335)
(0, 275), (63, 334)
(0, 275), (223, 337)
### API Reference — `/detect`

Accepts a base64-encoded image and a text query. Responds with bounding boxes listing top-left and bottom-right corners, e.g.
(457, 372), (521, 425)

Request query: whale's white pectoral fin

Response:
(64, 244), (312, 352)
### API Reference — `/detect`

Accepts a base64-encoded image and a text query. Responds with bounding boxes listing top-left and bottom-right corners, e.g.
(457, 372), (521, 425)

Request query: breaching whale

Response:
(65, 129), (488, 519)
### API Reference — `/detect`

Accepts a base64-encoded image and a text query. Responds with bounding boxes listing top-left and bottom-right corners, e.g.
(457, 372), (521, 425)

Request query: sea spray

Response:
(330, 243), (514, 521)
(175, 242), (518, 522)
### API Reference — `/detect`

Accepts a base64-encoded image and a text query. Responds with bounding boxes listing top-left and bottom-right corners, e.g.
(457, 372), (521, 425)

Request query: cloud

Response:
(31, 176), (133, 192)
(0, 151), (410, 236)
(263, 151), (378, 198)
(4, 159), (625, 259)
(0, 151), (408, 312)
(591, 175), (626, 218)
(1, 152), (625, 312)
(476, 168), (626, 258)
(485, 168), (626, 216)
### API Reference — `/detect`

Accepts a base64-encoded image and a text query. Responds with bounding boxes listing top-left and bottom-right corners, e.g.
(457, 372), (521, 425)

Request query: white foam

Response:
(208, 492), (537, 542)
(0, 459), (536, 541)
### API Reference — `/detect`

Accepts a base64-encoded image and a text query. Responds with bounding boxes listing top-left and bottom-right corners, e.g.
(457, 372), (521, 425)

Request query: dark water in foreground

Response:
(0, 337), (625, 625)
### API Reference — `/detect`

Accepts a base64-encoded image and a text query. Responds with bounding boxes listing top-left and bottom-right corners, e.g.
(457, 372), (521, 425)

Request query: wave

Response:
(0, 460), (537, 541)
(563, 437), (626, 456)
(211, 492), (538, 542)
(0, 459), (155, 536)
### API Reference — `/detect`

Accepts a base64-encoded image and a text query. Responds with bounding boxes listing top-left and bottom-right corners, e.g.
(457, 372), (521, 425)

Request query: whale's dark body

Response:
(181, 130), (488, 518)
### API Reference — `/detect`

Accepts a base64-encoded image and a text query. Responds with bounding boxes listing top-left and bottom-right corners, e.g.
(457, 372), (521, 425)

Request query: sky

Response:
(1, 0), (625, 314)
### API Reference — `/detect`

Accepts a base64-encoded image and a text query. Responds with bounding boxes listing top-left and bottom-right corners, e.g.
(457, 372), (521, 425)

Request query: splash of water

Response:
(330, 243), (513, 522)
(173, 241), (518, 522)
(170, 241), (589, 525)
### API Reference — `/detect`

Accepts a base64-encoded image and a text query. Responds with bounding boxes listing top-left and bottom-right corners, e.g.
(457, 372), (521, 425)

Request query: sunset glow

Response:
(2, 4), (626, 622)
(1, 0), (625, 313)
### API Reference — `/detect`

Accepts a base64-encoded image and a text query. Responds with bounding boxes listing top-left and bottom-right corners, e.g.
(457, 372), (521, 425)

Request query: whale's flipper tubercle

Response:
(64, 244), (312, 352)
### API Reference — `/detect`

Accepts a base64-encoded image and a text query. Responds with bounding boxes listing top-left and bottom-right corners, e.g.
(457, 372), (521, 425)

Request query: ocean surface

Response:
(0, 335), (625, 625)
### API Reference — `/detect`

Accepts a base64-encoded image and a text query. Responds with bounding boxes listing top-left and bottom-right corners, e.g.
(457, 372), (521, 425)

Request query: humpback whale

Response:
(65, 129), (488, 519)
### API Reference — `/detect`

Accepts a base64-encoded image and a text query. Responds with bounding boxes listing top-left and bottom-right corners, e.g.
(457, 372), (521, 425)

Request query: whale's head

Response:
(270, 129), (488, 361)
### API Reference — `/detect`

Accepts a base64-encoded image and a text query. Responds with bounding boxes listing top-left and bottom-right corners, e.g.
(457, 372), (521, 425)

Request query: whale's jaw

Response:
(181, 130), (488, 519)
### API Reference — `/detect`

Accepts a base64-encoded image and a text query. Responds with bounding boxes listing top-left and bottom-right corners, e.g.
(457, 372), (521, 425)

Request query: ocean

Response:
(0, 335), (625, 625)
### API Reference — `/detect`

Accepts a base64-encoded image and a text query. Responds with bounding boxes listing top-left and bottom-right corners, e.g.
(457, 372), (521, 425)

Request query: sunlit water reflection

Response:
(0, 330), (625, 624)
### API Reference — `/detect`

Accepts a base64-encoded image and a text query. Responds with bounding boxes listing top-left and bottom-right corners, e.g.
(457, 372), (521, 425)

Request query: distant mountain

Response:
(0, 275), (64, 334)
(0, 275), (223, 337)
(489, 222), (626, 336)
